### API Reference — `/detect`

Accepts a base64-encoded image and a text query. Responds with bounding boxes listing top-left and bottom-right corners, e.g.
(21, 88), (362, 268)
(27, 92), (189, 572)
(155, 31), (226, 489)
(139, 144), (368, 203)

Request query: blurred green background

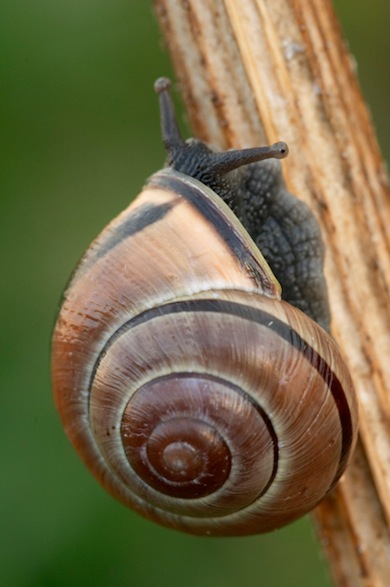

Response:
(1, 2), (389, 586)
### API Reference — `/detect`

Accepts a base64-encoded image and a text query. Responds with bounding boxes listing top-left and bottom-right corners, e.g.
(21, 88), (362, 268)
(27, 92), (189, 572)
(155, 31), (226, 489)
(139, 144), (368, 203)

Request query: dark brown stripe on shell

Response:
(90, 298), (353, 492)
(148, 171), (276, 294)
(70, 200), (180, 284)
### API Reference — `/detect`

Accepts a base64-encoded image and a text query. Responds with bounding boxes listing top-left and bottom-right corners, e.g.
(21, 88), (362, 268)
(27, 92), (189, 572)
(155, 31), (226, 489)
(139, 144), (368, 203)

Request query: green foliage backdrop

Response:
(1, 2), (389, 586)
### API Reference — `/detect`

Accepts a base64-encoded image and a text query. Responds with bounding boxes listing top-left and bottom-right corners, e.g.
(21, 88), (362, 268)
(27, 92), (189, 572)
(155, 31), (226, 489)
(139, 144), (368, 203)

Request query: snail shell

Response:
(52, 78), (358, 536)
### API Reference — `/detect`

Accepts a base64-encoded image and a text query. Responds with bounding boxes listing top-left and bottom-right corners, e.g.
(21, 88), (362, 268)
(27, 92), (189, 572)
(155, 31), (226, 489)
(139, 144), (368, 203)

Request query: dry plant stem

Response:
(154, 0), (390, 584)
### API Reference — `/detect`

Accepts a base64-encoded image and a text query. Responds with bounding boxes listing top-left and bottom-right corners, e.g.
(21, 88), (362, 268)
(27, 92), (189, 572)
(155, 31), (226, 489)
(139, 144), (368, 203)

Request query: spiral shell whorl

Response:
(84, 290), (357, 535)
(120, 375), (275, 505)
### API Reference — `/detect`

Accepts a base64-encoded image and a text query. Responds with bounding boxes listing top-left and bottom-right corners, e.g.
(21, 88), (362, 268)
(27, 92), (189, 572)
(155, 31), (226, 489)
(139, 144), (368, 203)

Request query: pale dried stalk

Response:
(153, 0), (390, 585)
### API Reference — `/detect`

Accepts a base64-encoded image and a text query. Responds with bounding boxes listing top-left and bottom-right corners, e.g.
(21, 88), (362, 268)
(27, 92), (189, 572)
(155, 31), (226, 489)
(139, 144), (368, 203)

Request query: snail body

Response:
(52, 78), (358, 536)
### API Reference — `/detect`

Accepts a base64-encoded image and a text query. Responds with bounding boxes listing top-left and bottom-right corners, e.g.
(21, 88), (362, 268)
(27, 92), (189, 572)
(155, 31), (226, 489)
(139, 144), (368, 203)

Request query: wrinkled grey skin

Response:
(231, 159), (330, 332)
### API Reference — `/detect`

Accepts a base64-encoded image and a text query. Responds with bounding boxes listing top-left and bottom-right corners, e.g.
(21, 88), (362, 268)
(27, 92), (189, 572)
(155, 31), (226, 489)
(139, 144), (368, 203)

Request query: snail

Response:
(52, 77), (358, 536)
